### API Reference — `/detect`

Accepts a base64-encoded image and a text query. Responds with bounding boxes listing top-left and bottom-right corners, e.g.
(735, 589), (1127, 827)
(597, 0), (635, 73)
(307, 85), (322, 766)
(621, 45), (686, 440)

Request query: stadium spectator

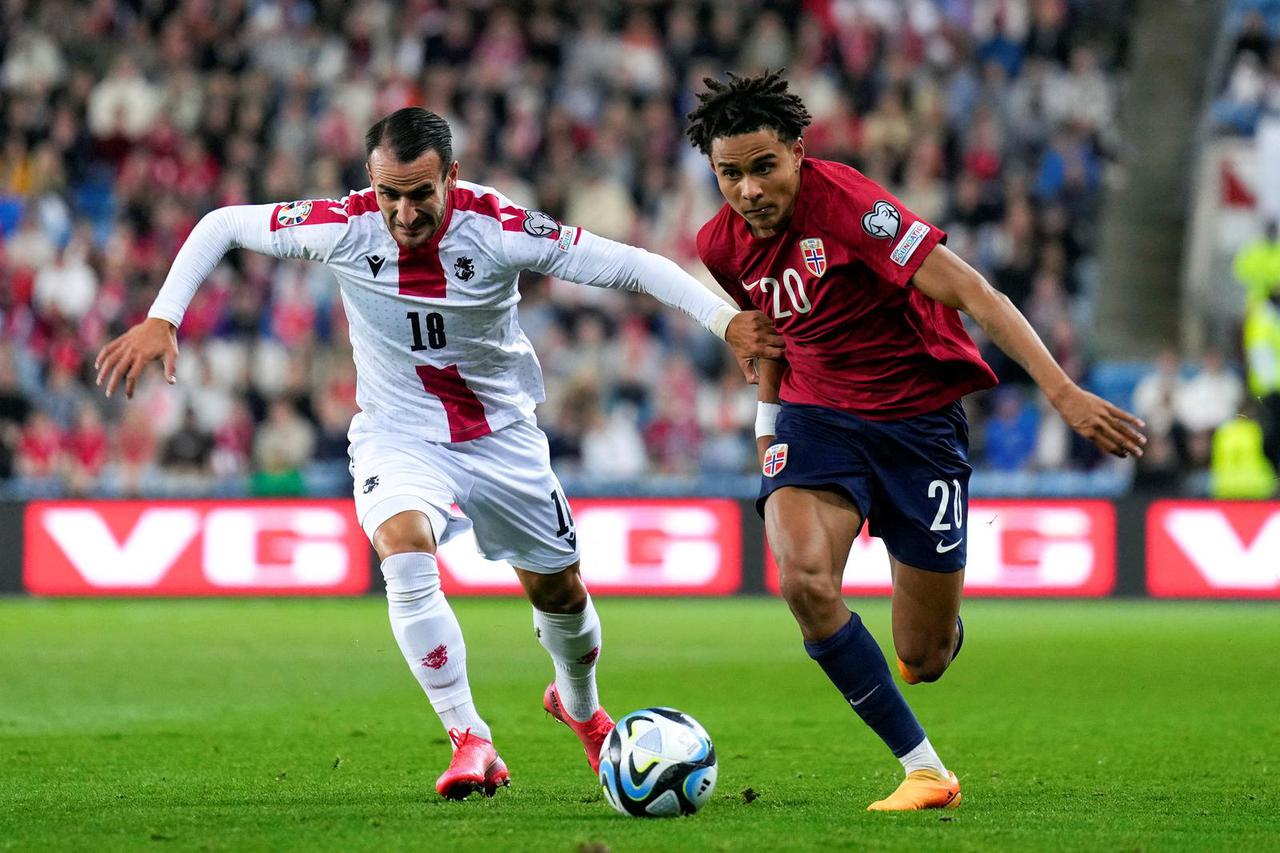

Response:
(251, 400), (315, 497)
(1231, 10), (1274, 67)
(1209, 404), (1277, 499)
(982, 388), (1040, 471)
(1173, 348), (1245, 469)
(63, 401), (109, 497)
(158, 407), (216, 494)
(1244, 282), (1280, 473)
(1132, 350), (1185, 478)
(111, 406), (158, 498)
(1233, 220), (1280, 308)
(15, 410), (62, 487)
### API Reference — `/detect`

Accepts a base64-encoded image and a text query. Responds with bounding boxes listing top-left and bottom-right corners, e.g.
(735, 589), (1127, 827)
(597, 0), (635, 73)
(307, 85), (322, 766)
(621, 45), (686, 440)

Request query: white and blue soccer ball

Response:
(598, 707), (717, 817)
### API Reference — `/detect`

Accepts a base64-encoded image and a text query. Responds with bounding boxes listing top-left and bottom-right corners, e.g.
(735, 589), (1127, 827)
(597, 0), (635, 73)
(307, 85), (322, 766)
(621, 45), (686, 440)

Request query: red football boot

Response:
(543, 682), (615, 774)
(434, 728), (510, 800)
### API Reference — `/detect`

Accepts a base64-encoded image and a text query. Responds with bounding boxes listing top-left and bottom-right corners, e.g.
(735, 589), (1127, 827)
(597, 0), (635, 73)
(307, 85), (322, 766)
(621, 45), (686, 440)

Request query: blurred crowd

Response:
(1212, 1), (1280, 136)
(0, 0), (1141, 497)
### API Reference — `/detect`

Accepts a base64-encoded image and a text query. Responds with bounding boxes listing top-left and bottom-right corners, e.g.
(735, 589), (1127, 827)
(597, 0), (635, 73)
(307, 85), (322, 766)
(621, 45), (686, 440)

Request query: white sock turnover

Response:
(380, 551), (491, 743)
(532, 595), (602, 723)
(899, 736), (947, 776)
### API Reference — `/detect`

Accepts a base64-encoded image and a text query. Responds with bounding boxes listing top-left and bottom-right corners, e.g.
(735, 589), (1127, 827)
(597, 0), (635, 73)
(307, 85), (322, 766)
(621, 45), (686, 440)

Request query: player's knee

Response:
(777, 559), (840, 613)
(525, 566), (587, 614)
(898, 643), (953, 684)
(379, 553), (440, 604)
(372, 511), (437, 560)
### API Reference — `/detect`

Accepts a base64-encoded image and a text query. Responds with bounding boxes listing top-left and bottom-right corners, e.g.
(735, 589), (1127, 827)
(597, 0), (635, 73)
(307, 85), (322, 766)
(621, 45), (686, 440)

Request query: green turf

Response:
(1, 597), (1276, 852)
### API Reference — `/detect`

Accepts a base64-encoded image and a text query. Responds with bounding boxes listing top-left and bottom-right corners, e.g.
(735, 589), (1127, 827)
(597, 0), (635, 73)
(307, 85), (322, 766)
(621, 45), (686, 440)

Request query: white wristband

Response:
(755, 402), (781, 438)
(708, 304), (737, 340)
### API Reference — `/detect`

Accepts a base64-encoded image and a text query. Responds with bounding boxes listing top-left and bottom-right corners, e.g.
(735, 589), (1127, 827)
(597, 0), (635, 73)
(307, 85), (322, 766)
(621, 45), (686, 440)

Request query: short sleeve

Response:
(841, 175), (945, 287)
(696, 222), (753, 310)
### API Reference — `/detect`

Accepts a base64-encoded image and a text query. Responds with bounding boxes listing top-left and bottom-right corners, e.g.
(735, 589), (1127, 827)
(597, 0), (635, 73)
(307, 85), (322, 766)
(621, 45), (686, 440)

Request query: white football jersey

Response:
(149, 180), (734, 444)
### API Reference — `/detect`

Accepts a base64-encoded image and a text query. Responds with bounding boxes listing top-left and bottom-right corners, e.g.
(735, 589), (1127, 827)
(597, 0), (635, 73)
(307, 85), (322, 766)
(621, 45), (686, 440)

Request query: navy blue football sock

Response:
(804, 611), (926, 758)
(952, 615), (964, 662)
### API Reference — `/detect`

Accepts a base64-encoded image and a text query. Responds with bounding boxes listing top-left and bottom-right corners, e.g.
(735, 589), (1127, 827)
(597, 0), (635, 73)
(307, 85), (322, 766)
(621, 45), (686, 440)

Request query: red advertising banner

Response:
(1147, 500), (1280, 598)
(765, 500), (1115, 596)
(437, 498), (742, 595)
(25, 500), (370, 596)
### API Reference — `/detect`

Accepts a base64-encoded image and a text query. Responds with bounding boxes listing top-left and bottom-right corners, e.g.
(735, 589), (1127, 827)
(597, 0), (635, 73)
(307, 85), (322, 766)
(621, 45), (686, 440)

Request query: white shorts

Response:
(349, 417), (579, 573)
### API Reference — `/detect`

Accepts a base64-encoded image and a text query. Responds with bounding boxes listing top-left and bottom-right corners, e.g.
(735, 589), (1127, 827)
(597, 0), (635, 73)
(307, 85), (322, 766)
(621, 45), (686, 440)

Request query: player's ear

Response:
(447, 160), (459, 189)
(792, 136), (805, 168)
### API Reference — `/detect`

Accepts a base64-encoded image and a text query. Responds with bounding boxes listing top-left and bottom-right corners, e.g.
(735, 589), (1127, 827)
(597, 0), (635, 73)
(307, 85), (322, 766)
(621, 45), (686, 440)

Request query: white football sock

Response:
(899, 736), (947, 776)
(533, 595), (602, 722)
(380, 552), (491, 743)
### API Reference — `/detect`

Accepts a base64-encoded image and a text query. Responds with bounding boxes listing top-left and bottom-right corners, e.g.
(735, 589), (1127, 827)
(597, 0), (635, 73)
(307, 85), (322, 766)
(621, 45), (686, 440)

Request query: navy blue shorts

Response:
(758, 401), (972, 572)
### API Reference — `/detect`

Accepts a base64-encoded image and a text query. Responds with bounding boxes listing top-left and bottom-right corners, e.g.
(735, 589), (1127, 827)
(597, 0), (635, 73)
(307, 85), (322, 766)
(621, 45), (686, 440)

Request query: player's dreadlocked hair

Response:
(685, 70), (812, 156)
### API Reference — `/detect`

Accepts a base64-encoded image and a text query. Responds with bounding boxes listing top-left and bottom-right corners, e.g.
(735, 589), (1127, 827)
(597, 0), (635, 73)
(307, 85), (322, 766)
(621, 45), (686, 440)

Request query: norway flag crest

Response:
(800, 238), (826, 277)
(763, 443), (789, 478)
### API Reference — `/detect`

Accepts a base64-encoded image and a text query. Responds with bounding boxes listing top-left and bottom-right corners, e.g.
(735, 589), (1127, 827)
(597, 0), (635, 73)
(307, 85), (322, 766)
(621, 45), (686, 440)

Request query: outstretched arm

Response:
(911, 244), (1146, 459)
(96, 202), (344, 398)
(599, 242), (785, 379)
(513, 225), (784, 379)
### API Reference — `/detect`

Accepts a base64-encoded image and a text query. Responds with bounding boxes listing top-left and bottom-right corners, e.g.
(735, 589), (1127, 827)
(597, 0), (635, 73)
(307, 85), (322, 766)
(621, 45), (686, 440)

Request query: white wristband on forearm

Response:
(755, 402), (781, 438)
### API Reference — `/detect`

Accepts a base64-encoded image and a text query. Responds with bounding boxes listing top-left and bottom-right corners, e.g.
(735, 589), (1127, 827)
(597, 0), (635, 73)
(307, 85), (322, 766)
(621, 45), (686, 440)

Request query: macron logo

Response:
(366, 255), (386, 278)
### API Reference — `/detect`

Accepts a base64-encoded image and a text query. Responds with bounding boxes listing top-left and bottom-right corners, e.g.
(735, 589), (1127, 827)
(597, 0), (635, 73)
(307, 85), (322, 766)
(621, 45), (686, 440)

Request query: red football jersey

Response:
(697, 158), (998, 420)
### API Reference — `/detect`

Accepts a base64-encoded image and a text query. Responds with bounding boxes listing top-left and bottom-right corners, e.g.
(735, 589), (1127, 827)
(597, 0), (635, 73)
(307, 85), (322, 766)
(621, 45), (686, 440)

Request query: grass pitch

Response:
(1, 597), (1276, 852)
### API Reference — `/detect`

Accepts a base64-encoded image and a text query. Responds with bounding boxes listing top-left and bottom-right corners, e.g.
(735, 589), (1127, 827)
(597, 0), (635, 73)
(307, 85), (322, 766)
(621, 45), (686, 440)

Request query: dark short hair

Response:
(365, 107), (453, 165)
(685, 69), (812, 156)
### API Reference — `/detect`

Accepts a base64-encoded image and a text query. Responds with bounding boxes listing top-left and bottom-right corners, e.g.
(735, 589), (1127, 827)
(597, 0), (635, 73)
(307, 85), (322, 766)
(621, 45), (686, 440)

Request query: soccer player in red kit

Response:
(688, 71), (1146, 811)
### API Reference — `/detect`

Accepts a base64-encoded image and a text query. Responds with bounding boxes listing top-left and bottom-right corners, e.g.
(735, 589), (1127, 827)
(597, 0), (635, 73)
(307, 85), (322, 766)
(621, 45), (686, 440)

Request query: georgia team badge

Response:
(800, 238), (827, 277)
(275, 200), (313, 228)
(762, 443), (789, 478)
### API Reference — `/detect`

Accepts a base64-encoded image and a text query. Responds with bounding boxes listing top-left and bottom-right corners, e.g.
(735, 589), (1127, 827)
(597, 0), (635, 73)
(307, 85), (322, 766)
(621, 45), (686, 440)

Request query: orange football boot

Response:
(867, 769), (962, 811)
(896, 658), (922, 684)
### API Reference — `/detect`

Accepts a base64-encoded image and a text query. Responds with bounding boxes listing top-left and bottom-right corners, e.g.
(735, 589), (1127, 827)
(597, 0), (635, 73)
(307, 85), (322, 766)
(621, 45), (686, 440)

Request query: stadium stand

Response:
(0, 0), (1155, 498)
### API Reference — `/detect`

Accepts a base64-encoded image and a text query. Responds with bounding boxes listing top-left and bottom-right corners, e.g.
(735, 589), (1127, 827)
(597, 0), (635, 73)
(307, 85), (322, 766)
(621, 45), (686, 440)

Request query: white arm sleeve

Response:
(148, 201), (348, 327)
(501, 222), (738, 339)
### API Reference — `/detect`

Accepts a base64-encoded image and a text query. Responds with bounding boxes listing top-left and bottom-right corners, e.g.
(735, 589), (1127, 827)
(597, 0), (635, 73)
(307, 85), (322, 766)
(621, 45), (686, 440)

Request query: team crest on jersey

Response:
(861, 200), (900, 240)
(454, 256), (475, 281)
(276, 200), (313, 228)
(800, 238), (827, 277)
(522, 210), (559, 238)
(763, 443), (789, 478)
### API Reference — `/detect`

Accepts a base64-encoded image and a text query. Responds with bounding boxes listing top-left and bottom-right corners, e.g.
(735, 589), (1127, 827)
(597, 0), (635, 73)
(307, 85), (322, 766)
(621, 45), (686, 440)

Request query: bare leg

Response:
(889, 557), (964, 684)
(765, 486), (862, 642)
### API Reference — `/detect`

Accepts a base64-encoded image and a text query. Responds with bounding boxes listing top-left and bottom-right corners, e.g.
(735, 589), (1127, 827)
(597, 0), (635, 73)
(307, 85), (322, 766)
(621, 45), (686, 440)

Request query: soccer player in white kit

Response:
(95, 107), (783, 800)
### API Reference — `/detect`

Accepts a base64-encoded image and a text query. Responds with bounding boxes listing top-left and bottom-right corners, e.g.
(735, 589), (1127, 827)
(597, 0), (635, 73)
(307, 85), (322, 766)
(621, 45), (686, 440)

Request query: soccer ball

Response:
(598, 707), (717, 817)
